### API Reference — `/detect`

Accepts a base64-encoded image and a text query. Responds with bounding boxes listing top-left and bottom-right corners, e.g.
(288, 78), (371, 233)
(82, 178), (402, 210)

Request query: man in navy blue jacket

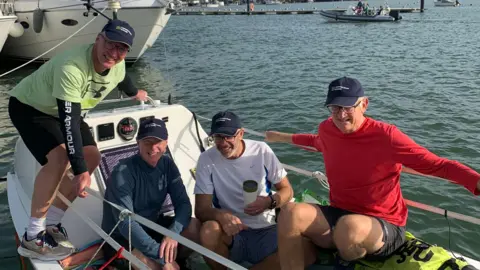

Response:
(102, 118), (200, 270)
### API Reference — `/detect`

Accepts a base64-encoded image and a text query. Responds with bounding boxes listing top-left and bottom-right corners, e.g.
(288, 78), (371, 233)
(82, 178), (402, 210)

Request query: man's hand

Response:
(134, 89), (148, 101)
(159, 236), (178, 264)
(74, 172), (91, 198)
(244, 196), (271, 216)
(217, 212), (248, 237)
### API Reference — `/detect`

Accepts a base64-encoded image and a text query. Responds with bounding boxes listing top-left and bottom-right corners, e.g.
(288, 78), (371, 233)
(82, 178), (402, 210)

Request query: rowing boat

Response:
(7, 97), (480, 269)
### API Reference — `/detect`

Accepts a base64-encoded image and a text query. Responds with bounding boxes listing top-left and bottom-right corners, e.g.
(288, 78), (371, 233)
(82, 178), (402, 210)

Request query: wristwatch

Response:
(268, 194), (277, 209)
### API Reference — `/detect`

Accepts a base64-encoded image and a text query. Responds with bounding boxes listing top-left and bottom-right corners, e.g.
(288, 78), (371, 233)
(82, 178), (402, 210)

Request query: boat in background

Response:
(434, 0), (460, 6)
(319, 9), (402, 22)
(0, 0), (174, 63)
(0, 7), (18, 52)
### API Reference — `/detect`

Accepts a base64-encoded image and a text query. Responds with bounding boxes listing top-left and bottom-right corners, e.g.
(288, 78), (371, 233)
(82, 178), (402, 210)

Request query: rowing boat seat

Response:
(98, 143), (174, 215)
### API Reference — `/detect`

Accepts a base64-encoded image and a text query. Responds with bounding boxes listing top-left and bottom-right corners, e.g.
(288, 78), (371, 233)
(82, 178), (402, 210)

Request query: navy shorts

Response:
(319, 205), (406, 259)
(228, 224), (278, 265)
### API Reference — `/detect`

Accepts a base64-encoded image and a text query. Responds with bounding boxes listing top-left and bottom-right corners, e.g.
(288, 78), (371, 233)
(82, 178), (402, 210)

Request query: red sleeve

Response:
(292, 123), (324, 152)
(389, 126), (480, 195)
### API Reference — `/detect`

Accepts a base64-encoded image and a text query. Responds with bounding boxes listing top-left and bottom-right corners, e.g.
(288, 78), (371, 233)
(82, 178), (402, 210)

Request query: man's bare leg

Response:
(50, 145), (101, 212)
(199, 220), (232, 270)
(278, 202), (334, 270)
(251, 237), (317, 270)
(332, 214), (385, 261)
(177, 217), (201, 259)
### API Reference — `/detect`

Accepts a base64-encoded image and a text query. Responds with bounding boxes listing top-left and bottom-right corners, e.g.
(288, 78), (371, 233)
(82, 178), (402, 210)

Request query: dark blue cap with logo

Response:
(101, 19), (135, 48)
(210, 111), (242, 136)
(136, 118), (168, 141)
(325, 77), (364, 107)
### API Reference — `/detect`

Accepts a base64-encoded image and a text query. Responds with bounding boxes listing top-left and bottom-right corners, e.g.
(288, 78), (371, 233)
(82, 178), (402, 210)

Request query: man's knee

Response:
(84, 145), (101, 172)
(333, 215), (383, 258)
(181, 217), (201, 242)
(199, 220), (225, 247)
(278, 202), (319, 231)
(45, 145), (70, 171)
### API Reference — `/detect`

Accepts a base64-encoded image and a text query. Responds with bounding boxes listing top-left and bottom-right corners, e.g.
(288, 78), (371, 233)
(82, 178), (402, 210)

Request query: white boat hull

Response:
(319, 10), (401, 22)
(7, 100), (210, 269)
(1, 0), (171, 63)
(434, 1), (458, 6)
(6, 100), (480, 269)
(0, 15), (17, 52)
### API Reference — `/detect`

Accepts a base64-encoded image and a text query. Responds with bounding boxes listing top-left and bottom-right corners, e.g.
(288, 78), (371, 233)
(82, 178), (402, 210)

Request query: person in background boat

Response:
(265, 77), (480, 270)
(102, 118), (201, 270)
(8, 19), (148, 261)
(194, 111), (294, 270)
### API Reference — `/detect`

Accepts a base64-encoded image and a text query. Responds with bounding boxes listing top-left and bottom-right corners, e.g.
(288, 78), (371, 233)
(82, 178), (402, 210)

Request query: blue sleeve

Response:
(108, 164), (161, 260)
(166, 158), (192, 235)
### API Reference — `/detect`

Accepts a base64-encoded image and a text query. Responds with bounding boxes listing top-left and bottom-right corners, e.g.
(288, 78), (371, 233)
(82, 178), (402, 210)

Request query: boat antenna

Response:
(83, 0), (112, 21)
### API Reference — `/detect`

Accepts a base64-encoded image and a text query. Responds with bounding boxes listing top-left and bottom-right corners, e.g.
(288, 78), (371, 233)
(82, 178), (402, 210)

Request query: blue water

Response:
(1, 0), (480, 268)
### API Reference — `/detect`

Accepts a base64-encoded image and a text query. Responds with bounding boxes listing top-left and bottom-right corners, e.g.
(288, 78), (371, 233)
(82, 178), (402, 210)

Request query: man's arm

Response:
(107, 164), (162, 260)
(265, 131), (322, 151)
(166, 160), (192, 235)
(57, 100), (87, 175)
(53, 65), (88, 176)
(390, 126), (480, 195)
(195, 194), (231, 223)
(117, 74), (138, 97)
(271, 177), (293, 208)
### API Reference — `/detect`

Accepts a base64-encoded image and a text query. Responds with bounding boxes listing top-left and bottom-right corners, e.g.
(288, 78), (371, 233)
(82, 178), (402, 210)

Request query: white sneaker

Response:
(46, 223), (75, 250)
(17, 230), (73, 261)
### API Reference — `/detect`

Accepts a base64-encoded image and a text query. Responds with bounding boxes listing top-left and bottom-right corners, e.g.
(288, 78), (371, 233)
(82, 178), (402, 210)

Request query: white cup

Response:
(243, 180), (258, 207)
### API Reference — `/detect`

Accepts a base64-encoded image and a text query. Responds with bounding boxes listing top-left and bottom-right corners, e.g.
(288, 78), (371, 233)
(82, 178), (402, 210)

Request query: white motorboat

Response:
(319, 9), (402, 22)
(6, 97), (480, 269)
(434, 0), (460, 7)
(0, 0), (174, 63)
(0, 9), (18, 52)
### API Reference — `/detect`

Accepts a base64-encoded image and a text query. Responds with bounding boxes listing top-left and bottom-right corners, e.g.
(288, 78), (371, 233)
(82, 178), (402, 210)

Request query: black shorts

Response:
(8, 96), (96, 166)
(102, 215), (175, 269)
(319, 205), (406, 259)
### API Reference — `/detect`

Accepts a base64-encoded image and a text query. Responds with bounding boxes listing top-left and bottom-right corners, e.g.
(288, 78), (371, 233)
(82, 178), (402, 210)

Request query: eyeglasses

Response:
(212, 130), (240, 142)
(101, 35), (130, 54)
(327, 101), (362, 114)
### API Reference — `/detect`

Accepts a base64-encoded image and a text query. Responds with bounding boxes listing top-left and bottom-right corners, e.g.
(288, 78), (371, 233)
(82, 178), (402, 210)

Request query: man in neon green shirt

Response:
(8, 19), (148, 261)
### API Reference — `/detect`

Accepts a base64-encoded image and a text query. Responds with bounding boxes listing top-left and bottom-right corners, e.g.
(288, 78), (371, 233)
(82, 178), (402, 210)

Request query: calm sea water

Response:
(1, 1), (480, 268)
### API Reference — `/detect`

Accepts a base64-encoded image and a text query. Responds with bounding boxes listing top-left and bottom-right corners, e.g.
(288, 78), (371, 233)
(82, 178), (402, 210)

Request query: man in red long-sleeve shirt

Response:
(265, 77), (480, 270)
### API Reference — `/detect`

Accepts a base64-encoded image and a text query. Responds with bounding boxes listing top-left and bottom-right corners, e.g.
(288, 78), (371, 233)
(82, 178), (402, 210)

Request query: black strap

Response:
(191, 111), (205, 153)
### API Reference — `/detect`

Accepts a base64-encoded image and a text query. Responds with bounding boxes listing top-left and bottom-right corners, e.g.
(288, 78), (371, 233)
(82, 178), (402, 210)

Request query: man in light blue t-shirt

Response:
(194, 111), (294, 270)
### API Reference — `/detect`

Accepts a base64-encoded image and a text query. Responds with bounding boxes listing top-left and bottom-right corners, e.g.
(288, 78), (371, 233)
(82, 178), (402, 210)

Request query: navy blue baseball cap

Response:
(325, 77), (364, 107)
(101, 19), (135, 48)
(210, 111), (242, 136)
(136, 118), (168, 141)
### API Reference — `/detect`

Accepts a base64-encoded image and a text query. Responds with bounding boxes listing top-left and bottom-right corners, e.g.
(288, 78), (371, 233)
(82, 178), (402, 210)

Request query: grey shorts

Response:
(228, 225), (278, 264)
(319, 205), (406, 259)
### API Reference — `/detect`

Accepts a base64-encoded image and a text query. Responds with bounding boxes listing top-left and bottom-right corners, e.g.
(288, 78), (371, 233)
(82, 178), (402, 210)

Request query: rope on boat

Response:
(84, 187), (248, 270)
(0, 5), (108, 78)
(56, 192), (150, 269)
(83, 211), (128, 269)
(195, 114), (480, 226)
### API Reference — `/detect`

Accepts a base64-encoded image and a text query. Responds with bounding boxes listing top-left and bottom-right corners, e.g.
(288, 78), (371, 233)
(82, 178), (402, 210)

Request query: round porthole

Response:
(20, 21), (29, 29)
(61, 19), (78, 26)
